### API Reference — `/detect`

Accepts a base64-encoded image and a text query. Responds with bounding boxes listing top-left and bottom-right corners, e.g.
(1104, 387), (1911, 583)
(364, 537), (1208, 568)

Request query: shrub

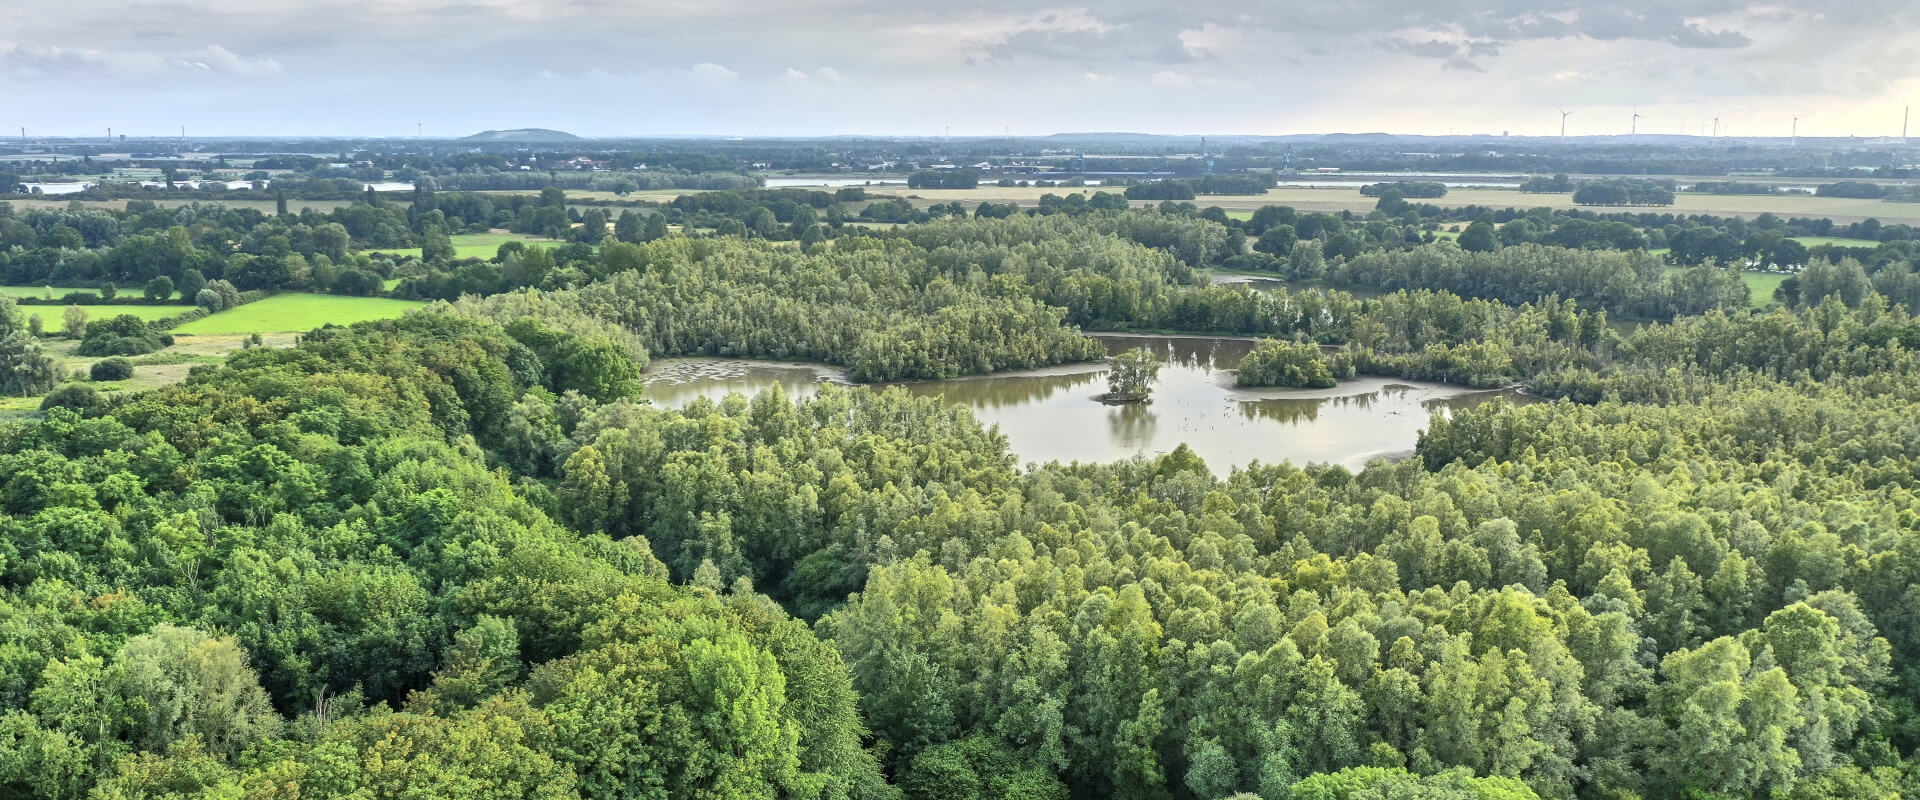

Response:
(89, 357), (135, 381)
(144, 275), (175, 302)
(40, 383), (103, 412)
(205, 279), (243, 309)
(76, 314), (167, 357)
(63, 304), (88, 338)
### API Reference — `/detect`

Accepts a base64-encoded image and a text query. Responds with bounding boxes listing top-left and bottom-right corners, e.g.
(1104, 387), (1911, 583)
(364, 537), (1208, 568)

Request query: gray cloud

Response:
(0, 0), (1915, 136)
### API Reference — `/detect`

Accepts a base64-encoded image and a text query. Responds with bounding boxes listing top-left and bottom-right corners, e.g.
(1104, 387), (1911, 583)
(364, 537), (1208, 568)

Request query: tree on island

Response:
(1236, 339), (1344, 388)
(1104, 347), (1161, 402)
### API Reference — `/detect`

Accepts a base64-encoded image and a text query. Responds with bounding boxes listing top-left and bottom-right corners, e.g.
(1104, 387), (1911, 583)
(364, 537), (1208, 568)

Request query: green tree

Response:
(643, 213), (671, 242)
(0, 296), (60, 395)
(1105, 347), (1160, 402)
(615, 209), (643, 243)
(422, 224), (456, 262)
(1459, 220), (1500, 252)
(1237, 339), (1339, 388)
(62, 304), (88, 339)
(89, 357), (134, 381)
(112, 625), (280, 759)
(142, 276), (175, 302)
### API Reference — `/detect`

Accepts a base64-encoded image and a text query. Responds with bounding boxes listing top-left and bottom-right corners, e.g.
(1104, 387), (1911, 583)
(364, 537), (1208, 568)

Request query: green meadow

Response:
(362, 231), (565, 261)
(171, 294), (425, 335)
(1792, 235), (1882, 248)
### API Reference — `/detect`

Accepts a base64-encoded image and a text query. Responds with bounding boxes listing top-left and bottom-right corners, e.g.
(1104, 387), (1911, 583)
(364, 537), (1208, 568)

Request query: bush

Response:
(196, 288), (226, 311)
(205, 279), (243, 309)
(331, 269), (385, 296)
(89, 357), (135, 381)
(144, 275), (175, 302)
(76, 314), (167, 357)
(39, 383), (103, 412)
(63, 304), (88, 338)
(151, 308), (210, 330)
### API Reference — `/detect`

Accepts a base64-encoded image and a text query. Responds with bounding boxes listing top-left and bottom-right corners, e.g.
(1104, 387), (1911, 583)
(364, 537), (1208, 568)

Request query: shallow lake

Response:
(641, 335), (1531, 473)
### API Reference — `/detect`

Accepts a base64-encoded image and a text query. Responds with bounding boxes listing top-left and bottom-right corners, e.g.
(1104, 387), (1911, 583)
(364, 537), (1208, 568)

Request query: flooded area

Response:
(642, 334), (1531, 473)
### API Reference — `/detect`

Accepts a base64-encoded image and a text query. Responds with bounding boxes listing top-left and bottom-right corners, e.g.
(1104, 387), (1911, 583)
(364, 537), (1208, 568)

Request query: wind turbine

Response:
(1791, 115), (1799, 147)
(1631, 107), (1644, 136)
(1557, 108), (1574, 138)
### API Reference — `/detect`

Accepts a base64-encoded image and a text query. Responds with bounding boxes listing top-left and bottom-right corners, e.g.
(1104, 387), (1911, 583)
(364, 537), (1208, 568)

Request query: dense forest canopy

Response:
(3, 176), (1920, 800)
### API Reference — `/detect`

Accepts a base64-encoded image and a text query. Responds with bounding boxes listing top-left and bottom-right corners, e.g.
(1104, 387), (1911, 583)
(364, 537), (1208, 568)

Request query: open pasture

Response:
(361, 231), (565, 261)
(171, 293), (424, 335)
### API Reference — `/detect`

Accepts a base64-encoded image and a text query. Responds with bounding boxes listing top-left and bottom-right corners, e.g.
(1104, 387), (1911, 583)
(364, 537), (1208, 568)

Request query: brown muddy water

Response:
(641, 334), (1532, 473)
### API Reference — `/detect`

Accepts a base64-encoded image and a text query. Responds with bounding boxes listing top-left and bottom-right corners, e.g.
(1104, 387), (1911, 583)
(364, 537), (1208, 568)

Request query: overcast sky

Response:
(3, 0), (1918, 139)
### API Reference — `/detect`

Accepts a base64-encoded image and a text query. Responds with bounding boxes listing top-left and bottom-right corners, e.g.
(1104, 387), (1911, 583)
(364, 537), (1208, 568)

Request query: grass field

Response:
(1739, 272), (1791, 306)
(1792, 236), (1882, 248)
(1660, 267), (1785, 309)
(171, 294), (424, 335)
(27, 304), (196, 334)
(362, 231), (565, 261)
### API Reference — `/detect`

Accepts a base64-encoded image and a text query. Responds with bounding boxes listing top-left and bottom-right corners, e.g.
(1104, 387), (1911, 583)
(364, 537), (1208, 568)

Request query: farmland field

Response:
(171, 294), (425, 335)
(361, 230), (565, 260)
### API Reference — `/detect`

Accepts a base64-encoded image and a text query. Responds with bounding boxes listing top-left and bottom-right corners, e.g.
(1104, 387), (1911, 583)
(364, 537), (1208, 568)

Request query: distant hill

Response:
(460, 128), (582, 142)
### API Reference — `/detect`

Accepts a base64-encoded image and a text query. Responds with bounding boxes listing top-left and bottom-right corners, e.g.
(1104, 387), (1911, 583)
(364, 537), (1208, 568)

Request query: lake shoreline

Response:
(641, 335), (1532, 474)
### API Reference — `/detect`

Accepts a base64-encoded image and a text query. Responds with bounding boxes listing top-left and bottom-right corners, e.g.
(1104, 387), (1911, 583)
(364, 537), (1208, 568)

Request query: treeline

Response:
(1328, 244), (1747, 318)
(1817, 180), (1894, 199)
(457, 234), (1108, 382)
(1687, 180), (1797, 195)
(0, 200), (400, 295)
(430, 168), (759, 193)
(1124, 174), (1273, 200)
(1519, 174), (1577, 193)
(1361, 181), (1448, 198)
(1571, 179), (1676, 206)
(1528, 292), (1920, 401)
(908, 169), (981, 189)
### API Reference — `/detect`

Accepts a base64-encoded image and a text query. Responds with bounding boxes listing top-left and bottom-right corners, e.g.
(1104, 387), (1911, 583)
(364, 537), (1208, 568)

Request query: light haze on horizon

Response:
(2, 0), (1917, 140)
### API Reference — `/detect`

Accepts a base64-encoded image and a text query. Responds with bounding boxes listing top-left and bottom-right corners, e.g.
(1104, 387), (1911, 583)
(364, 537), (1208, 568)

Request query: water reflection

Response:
(1107, 401), (1159, 449)
(640, 334), (1532, 473)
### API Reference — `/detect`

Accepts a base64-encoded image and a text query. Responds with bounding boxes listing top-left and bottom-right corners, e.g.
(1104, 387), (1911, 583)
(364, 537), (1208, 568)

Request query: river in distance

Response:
(640, 334), (1533, 473)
